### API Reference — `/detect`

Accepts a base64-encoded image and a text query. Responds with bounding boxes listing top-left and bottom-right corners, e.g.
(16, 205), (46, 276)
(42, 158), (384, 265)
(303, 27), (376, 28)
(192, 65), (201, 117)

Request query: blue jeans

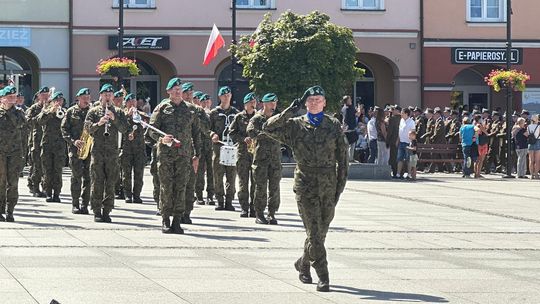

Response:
(462, 145), (472, 176)
(368, 139), (377, 163)
(397, 142), (409, 162)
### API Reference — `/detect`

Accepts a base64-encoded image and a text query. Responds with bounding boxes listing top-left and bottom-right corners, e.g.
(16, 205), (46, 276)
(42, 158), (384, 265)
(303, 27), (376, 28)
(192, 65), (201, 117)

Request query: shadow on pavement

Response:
(332, 285), (449, 302)
(13, 220), (84, 230)
(186, 232), (270, 242)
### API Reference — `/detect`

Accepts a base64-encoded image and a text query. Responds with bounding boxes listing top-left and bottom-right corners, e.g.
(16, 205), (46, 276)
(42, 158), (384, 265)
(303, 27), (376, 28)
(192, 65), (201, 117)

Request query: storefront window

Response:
(467, 0), (505, 22)
(343, 0), (383, 10)
(236, 0), (272, 9)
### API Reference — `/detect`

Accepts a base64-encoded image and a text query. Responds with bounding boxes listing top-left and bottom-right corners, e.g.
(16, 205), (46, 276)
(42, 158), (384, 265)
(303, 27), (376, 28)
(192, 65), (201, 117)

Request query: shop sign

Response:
(108, 36), (170, 50)
(452, 48), (522, 64)
(0, 27), (31, 47)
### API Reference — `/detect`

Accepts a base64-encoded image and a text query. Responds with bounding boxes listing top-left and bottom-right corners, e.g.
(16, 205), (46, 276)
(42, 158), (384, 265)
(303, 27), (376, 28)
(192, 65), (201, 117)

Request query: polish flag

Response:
(203, 24), (225, 66)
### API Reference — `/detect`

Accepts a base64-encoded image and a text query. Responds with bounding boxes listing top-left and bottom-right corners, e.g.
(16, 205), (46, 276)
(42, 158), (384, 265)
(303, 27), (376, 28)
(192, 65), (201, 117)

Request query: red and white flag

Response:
(203, 24), (225, 66)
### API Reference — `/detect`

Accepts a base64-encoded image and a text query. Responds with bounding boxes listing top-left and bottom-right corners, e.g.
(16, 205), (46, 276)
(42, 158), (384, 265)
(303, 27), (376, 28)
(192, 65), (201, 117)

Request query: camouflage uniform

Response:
(148, 99), (200, 224)
(195, 109), (214, 204)
(209, 106), (239, 208)
(229, 110), (255, 214)
(37, 105), (66, 199)
(25, 102), (45, 195)
(61, 104), (91, 210)
(247, 112), (282, 220)
(0, 104), (26, 219)
(121, 110), (147, 203)
(85, 103), (129, 217)
(430, 116), (447, 172)
(496, 120), (507, 173)
(487, 118), (502, 173)
(264, 103), (348, 288)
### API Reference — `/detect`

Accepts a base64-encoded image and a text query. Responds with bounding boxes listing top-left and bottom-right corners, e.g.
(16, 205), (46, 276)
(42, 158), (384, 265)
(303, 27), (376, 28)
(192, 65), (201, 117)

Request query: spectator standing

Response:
(387, 106), (401, 176)
(459, 117), (477, 178)
(354, 123), (369, 163)
(367, 111), (378, 163)
(527, 114), (540, 179)
(375, 107), (389, 165)
(473, 115), (489, 178)
(396, 108), (416, 178)
(512, 117), (528, 178)
(407, 130), (418, 180)
(341, 96), (358, 162)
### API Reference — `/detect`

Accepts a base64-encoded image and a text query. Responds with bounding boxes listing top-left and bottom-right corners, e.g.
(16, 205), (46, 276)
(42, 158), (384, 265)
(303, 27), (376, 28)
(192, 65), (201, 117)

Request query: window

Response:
(343, 0), (383, 10)
(467, 0), (505, 22)
(236, 0), (272, 9)
(113, 0), (155, 9)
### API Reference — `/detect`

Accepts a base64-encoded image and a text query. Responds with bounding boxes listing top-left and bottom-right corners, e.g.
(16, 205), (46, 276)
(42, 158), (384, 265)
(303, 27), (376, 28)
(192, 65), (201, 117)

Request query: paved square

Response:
(1, 169), (539, 303)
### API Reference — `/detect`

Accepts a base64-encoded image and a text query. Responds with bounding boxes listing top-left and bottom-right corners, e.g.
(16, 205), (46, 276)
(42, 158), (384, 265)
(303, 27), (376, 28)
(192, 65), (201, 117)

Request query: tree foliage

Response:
(231, 11), (364, 111)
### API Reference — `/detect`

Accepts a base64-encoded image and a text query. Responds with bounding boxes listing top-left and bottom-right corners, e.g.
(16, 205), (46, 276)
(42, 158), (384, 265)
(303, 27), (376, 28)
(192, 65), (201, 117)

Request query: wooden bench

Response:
(417, 143), (463, 164)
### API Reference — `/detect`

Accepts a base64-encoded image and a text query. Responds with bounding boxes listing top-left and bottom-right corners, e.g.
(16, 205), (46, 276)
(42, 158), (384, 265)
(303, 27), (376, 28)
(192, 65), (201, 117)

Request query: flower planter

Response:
(107, 67), (131, 78)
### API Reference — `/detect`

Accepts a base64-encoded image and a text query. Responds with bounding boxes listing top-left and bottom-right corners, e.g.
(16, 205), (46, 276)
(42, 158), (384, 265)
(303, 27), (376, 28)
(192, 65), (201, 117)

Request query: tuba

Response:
(77, 128), (94, 160)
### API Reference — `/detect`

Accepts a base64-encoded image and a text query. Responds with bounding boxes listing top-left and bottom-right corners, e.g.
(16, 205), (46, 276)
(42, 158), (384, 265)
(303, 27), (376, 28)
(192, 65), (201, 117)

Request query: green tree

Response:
(231, 11), (364, 111)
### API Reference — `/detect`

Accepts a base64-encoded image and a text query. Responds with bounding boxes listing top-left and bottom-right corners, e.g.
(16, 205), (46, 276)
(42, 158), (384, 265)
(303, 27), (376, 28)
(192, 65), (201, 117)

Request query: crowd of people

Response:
(338, 96), (537, 179)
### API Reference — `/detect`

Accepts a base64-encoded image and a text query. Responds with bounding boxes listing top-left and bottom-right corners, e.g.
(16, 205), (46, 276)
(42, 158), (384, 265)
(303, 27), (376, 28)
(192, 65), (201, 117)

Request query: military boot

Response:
(72, 201), (82, 214)
(80, 205), (89, 215)
(33, 190), (46, 198)
(224, 201), (235, 211)
(267, 213), (278, 225)
(162, 216), (172, 234)
(240, 208), (249, 218)
(45, 192), (54, 203)
(249, 203), (256, 218)
(133, 196), (143, 204)
(102, 209), (112, 223)
(316, 274), (330, 292)
(207, 196), (215, 205)
(5, 212), (14, 223)
(181, 212), (192, 224)
(294, 258), (312, 284)
(255, 212), (268, 224)
(93, 209), (103, 222)
(125, 196), (133, 204)
(215, 201), (225, 211)
(52, 193), (61, 203)
(171, 215), (184, 234)
(0, 213), (5, 222)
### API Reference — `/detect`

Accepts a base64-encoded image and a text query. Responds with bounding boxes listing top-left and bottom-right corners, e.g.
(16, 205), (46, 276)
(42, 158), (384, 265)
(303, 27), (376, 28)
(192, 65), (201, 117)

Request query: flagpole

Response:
(231, 0), (237, 106)
(504, 0), (513, 178)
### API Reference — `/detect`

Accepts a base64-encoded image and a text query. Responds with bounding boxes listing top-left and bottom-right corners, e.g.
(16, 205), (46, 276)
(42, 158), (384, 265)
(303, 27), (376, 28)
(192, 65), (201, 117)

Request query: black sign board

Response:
(451, 48), (522, 65)
(108, 36), (170, 50)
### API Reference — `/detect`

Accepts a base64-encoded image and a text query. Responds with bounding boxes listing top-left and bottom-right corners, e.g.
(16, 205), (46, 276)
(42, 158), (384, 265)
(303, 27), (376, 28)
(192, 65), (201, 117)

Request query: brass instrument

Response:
(56, 108), (66, 119)
(247, 139), (256, 154)
(77, 128), (94, 160)
(129, 125), (138, 140)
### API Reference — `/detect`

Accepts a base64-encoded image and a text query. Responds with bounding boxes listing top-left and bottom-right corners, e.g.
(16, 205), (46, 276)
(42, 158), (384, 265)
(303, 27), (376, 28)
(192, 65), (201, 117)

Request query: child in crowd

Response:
(354, 123), (369, 162)
(406, 130), (418, 180)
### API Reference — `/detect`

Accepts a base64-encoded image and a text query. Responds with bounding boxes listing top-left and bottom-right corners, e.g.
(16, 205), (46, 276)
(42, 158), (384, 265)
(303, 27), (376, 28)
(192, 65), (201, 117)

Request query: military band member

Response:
(62, 88), (92, 214)
(113, 90), (126, 200)
(195, 93), (215, 205)
(149, 77), (201, 234)
(26, 86), (50, 197)
(229, 92), (257, 218)
(0, 86), (26, 222)
(121, 93), (147, 204)
(37, 91), (66, 202)
(247, 93), (282, 224)
(209, 86), (239, 211)
(85, 84), (129, 223)
(16, 92), (29, 177)
(264, 86), (348, 292)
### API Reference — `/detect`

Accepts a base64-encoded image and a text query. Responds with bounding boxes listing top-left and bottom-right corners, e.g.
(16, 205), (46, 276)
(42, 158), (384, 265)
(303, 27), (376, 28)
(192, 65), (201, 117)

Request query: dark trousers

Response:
(368, 139), (377, 163)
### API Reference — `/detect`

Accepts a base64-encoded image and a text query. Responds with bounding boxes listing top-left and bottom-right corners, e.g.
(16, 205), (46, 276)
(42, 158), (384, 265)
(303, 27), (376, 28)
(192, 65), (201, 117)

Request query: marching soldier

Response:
(0, 86), (27, 222)
(37, 91), (66, 202)
(148, 77), (201, 234)
(264, 86), (348, 292)
(195, 93), (215, 205)
(247, 93), (282, 224)
(61, 88), (92, 214)
(16, 92), (29, 177)
(229, 92), (257, 218)
(26, 86), (50, 197)
(84, 84), (129, 223)
(209, 86), (239, 211)
(113, 90), (126, 200)
(121, 93), (147, 204)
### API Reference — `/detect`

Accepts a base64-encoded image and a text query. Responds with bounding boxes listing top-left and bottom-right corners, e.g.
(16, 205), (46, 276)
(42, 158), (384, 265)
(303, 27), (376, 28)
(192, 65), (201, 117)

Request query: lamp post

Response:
(231, 0), (237, 106)
(504, 0), (513, 178)
(117, 0), (125, 86)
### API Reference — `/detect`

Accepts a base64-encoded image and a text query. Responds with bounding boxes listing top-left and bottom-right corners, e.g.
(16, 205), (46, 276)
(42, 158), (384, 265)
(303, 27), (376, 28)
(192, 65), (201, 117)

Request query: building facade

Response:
(71, 0), (421, 109)
(423, 0), (540, 112)
(0, 0), (70, 105)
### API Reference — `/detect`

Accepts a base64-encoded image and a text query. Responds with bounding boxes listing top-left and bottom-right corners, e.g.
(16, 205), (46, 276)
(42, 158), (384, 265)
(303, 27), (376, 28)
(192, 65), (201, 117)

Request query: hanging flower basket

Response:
(484, 69), (530, 92)
(96, 57), (140, 77)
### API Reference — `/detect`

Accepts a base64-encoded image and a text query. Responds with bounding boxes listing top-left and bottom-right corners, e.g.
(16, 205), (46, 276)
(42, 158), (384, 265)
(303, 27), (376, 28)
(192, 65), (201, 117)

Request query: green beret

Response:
(2, 86), (16, 97)
(166, 77), (182, 90)
(99, 84), (114, 94)
(114, 90), (124, 98)
(193, 91), (204, 99)
(0, 88), (5, 97)
(76, 88), (90, 97)
(218, 86), (231, 96)
(261, 93), (278, 103)
(304, 85), (325, 98)
(38, 86), (49, 94)
(182, 82), (194, 92)
(125, 93), (135, 101)
(243, 92), (257, 104)
(51, 91), (64, 101)
(200, 94), (210, 101)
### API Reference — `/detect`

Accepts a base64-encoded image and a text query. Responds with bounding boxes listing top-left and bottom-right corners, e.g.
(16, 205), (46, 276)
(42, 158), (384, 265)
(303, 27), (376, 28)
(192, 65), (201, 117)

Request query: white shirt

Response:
(367, 117), (378, 140)
(399, 117), (416, 143)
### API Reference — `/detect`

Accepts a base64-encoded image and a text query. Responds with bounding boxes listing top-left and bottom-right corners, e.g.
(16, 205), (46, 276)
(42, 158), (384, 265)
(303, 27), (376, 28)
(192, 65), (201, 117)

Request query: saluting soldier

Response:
(84, 84), (129, 223)
(209, 86), (239, 211)
(229, 92), (257, 218)
(264, 86), (348, 293)
(26, 86), (50, 197)
(121, 93), (147, 204)
(37, 91), (67, 202)
(193, 92), (215, 206)
(148, 77), (201, 234)
(247, 93), (282, 224)
(61, 88), (92, 214)
(0, 86), (27, 222)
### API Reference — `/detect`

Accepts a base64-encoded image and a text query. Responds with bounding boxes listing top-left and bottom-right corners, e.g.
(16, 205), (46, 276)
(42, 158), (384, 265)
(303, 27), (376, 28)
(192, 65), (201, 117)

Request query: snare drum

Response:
(219, 144), (238, 166)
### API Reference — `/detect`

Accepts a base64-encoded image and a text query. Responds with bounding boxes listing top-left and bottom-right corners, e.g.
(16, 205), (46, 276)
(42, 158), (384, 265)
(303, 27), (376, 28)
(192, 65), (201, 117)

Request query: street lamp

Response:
(504, 0), (513, 178)
(231, 0), (237, 106)
(118, 0), (125, 86)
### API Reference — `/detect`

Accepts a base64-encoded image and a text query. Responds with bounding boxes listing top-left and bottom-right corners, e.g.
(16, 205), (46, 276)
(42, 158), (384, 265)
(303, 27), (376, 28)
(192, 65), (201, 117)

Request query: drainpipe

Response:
(419, 0), (424, 108)
(68, 0), (73, 99)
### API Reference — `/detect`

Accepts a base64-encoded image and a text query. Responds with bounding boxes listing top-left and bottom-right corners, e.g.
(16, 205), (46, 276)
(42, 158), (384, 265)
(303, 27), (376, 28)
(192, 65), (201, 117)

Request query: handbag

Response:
(527, 125), (539, 145)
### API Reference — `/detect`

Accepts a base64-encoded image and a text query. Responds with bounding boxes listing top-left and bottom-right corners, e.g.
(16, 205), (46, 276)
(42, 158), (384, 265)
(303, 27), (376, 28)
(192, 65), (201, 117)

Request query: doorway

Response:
(354, 62), (375, 110)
